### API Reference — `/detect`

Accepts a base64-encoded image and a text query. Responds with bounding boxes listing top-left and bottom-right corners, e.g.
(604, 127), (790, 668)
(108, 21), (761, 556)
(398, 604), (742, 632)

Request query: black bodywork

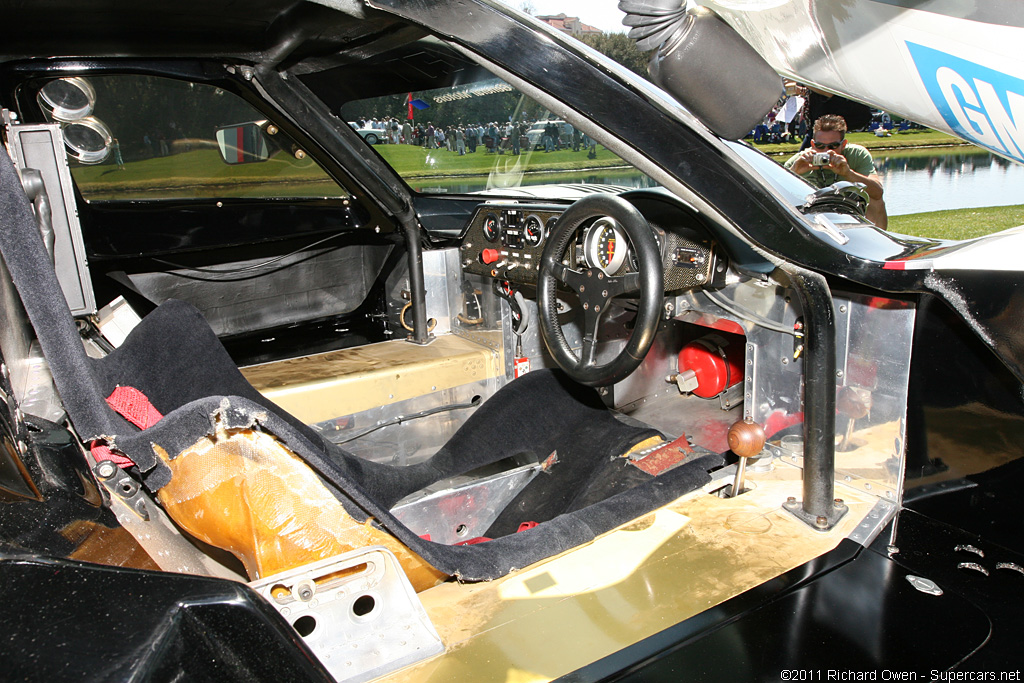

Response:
(1, 0), (1023, 679)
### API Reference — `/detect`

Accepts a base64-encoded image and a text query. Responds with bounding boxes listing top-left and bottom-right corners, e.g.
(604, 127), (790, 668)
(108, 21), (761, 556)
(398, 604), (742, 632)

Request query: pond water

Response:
(409, 147), (1023, 219)
(874, 149), (1024, 216)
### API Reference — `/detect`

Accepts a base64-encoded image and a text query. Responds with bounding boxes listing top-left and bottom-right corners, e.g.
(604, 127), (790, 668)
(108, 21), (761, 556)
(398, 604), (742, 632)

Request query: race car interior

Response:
(0, 6), (916, 679)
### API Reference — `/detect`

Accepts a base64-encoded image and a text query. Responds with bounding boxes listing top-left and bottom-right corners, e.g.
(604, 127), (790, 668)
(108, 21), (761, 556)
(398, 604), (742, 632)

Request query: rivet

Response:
(96, 461), (117, 479)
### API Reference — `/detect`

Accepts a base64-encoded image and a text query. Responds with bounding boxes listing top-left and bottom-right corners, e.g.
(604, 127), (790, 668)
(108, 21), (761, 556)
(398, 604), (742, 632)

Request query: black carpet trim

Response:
(128, 370), (722, 582)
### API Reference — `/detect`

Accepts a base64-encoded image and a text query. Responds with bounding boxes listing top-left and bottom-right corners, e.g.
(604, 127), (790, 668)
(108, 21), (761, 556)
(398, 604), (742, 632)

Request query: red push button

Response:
(481, 248), (501, 264)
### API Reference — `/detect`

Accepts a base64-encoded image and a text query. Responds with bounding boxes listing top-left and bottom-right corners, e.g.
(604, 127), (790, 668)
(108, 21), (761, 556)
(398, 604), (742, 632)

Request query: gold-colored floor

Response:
(380, 463), (875, 682)
(241, 335), (501, 424)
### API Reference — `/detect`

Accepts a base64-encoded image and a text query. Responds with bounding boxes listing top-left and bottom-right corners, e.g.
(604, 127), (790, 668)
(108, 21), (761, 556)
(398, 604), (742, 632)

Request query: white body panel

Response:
(699, 1), (1024, 164)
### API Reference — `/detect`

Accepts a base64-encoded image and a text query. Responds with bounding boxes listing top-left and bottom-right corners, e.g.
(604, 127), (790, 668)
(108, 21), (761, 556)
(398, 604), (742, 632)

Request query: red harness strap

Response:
(90, 386), (163, 468)
(105, 385), (163, 429)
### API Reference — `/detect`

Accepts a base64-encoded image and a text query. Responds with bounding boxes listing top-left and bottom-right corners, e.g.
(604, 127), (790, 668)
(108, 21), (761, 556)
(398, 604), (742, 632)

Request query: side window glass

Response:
(37, 75), (346, 200)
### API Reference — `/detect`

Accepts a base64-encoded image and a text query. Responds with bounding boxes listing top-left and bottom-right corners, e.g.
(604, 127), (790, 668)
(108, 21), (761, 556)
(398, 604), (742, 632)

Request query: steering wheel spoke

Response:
(604, 271), (642, 299)
(537, 194), (663, 387)
(580, 301), (605, 362)
(555, 263), (586, 291)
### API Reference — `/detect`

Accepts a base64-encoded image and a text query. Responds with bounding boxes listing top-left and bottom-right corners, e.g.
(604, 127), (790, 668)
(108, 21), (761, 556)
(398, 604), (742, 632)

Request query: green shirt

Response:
(785, 143), (877, 188)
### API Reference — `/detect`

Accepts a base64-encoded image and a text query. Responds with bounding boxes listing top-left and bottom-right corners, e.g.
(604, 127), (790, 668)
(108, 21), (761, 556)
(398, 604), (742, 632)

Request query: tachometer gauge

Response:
(583, 217), (628, 275)
(523, 215), (545, 248)
(482, 213), (499, 242)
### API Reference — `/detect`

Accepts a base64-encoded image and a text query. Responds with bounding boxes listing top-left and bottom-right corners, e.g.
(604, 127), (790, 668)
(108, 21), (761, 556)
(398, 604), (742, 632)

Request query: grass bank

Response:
(375, 143), (626, 178)
(889, 205), (1024, 240)
(753, 129), (968, 157)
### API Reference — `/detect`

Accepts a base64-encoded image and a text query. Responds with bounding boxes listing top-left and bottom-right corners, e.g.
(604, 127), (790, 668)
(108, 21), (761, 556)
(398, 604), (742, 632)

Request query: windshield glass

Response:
(725, 140), (814, 207)
(39, 74), (347, 202)
(339, 76), (658, 195)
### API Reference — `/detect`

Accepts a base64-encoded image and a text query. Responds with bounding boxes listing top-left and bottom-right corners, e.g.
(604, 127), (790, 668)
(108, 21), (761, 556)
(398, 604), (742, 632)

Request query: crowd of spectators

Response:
(748, 82), (920, 148)
(349, 116), (597, 157)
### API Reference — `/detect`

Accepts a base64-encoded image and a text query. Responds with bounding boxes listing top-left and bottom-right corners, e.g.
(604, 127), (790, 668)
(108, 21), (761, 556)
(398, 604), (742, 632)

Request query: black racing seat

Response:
(0, 149), (722, 585)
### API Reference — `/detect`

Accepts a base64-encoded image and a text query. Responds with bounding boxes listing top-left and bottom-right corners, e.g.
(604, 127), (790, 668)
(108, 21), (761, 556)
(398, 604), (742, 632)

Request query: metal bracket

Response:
(718, 381), (743, 411)
(92, 460), (246, 580)
(743, 341), (759, 421)
(249, 547), (444, 683)
(391, 462), (541, 544)
(783, 495), (848, 532)
(94, 461), (151, 521)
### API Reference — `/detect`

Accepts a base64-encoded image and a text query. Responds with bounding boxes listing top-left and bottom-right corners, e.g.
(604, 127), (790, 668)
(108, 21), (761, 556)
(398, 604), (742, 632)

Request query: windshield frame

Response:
(342, 0), (933, 287)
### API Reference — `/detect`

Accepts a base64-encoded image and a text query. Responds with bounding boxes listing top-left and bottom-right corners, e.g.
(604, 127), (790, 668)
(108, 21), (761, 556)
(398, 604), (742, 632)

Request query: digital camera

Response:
(811, 152), (832, 166)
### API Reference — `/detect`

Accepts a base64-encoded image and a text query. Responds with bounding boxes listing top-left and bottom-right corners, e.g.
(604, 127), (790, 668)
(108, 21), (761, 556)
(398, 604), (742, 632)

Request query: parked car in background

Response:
(525, 119), (573, 150)
(348, 122), (385, 144)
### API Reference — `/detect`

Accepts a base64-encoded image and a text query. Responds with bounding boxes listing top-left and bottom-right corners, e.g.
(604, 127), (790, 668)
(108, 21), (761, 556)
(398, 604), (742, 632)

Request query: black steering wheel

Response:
(538, 194), (663, 387)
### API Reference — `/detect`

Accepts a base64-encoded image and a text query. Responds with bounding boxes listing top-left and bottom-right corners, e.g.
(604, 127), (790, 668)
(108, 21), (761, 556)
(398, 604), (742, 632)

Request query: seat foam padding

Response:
(154, 425), (447, 592)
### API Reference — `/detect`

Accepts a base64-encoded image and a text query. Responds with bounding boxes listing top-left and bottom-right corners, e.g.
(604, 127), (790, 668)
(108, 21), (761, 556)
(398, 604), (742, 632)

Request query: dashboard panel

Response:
(459, 203), (718, 291)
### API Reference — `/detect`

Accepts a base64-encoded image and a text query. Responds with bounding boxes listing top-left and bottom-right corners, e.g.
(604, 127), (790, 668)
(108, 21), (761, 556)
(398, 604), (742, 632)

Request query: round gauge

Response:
(523, 215), (545, 248)
(583, 217), (629, 275)
(482, 213), (499, 242)
(629, 230), (661, 272)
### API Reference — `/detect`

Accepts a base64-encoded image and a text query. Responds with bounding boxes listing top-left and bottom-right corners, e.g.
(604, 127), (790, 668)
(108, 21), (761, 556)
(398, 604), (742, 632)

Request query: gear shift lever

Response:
(728, 417), (766, 496)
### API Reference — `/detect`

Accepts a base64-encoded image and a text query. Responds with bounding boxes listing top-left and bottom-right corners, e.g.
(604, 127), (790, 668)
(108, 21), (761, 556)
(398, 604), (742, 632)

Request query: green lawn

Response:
(71, 149), (347, 199)
(69, 144), (628, 198)
(68, 132), (1019, 242)
(889, 205), (1024, 241)
(375, 143), (627, 178)
(753, 129), (968, 157)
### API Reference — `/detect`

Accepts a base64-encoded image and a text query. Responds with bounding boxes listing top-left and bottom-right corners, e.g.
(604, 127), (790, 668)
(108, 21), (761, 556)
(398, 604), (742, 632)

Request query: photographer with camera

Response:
(785, 114), (888, 229)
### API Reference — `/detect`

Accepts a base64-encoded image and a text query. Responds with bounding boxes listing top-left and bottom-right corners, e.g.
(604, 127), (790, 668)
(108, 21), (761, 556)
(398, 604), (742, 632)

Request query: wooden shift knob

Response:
(728, 418), (766, 458)
(837, 385), (872, 420)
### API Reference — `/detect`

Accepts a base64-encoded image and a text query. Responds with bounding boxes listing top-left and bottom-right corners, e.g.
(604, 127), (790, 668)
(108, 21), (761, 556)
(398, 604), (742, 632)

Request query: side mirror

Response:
(216, 122), (270, 164)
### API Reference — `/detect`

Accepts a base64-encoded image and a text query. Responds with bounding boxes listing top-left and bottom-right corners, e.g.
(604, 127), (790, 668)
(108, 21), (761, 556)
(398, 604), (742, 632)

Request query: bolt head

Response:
(815, 516), (828, 528)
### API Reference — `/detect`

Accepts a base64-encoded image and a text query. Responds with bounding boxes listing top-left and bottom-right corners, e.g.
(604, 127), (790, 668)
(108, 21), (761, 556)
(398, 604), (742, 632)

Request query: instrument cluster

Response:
(460, 205), (564, 286)
(460, 203), (718, 291)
